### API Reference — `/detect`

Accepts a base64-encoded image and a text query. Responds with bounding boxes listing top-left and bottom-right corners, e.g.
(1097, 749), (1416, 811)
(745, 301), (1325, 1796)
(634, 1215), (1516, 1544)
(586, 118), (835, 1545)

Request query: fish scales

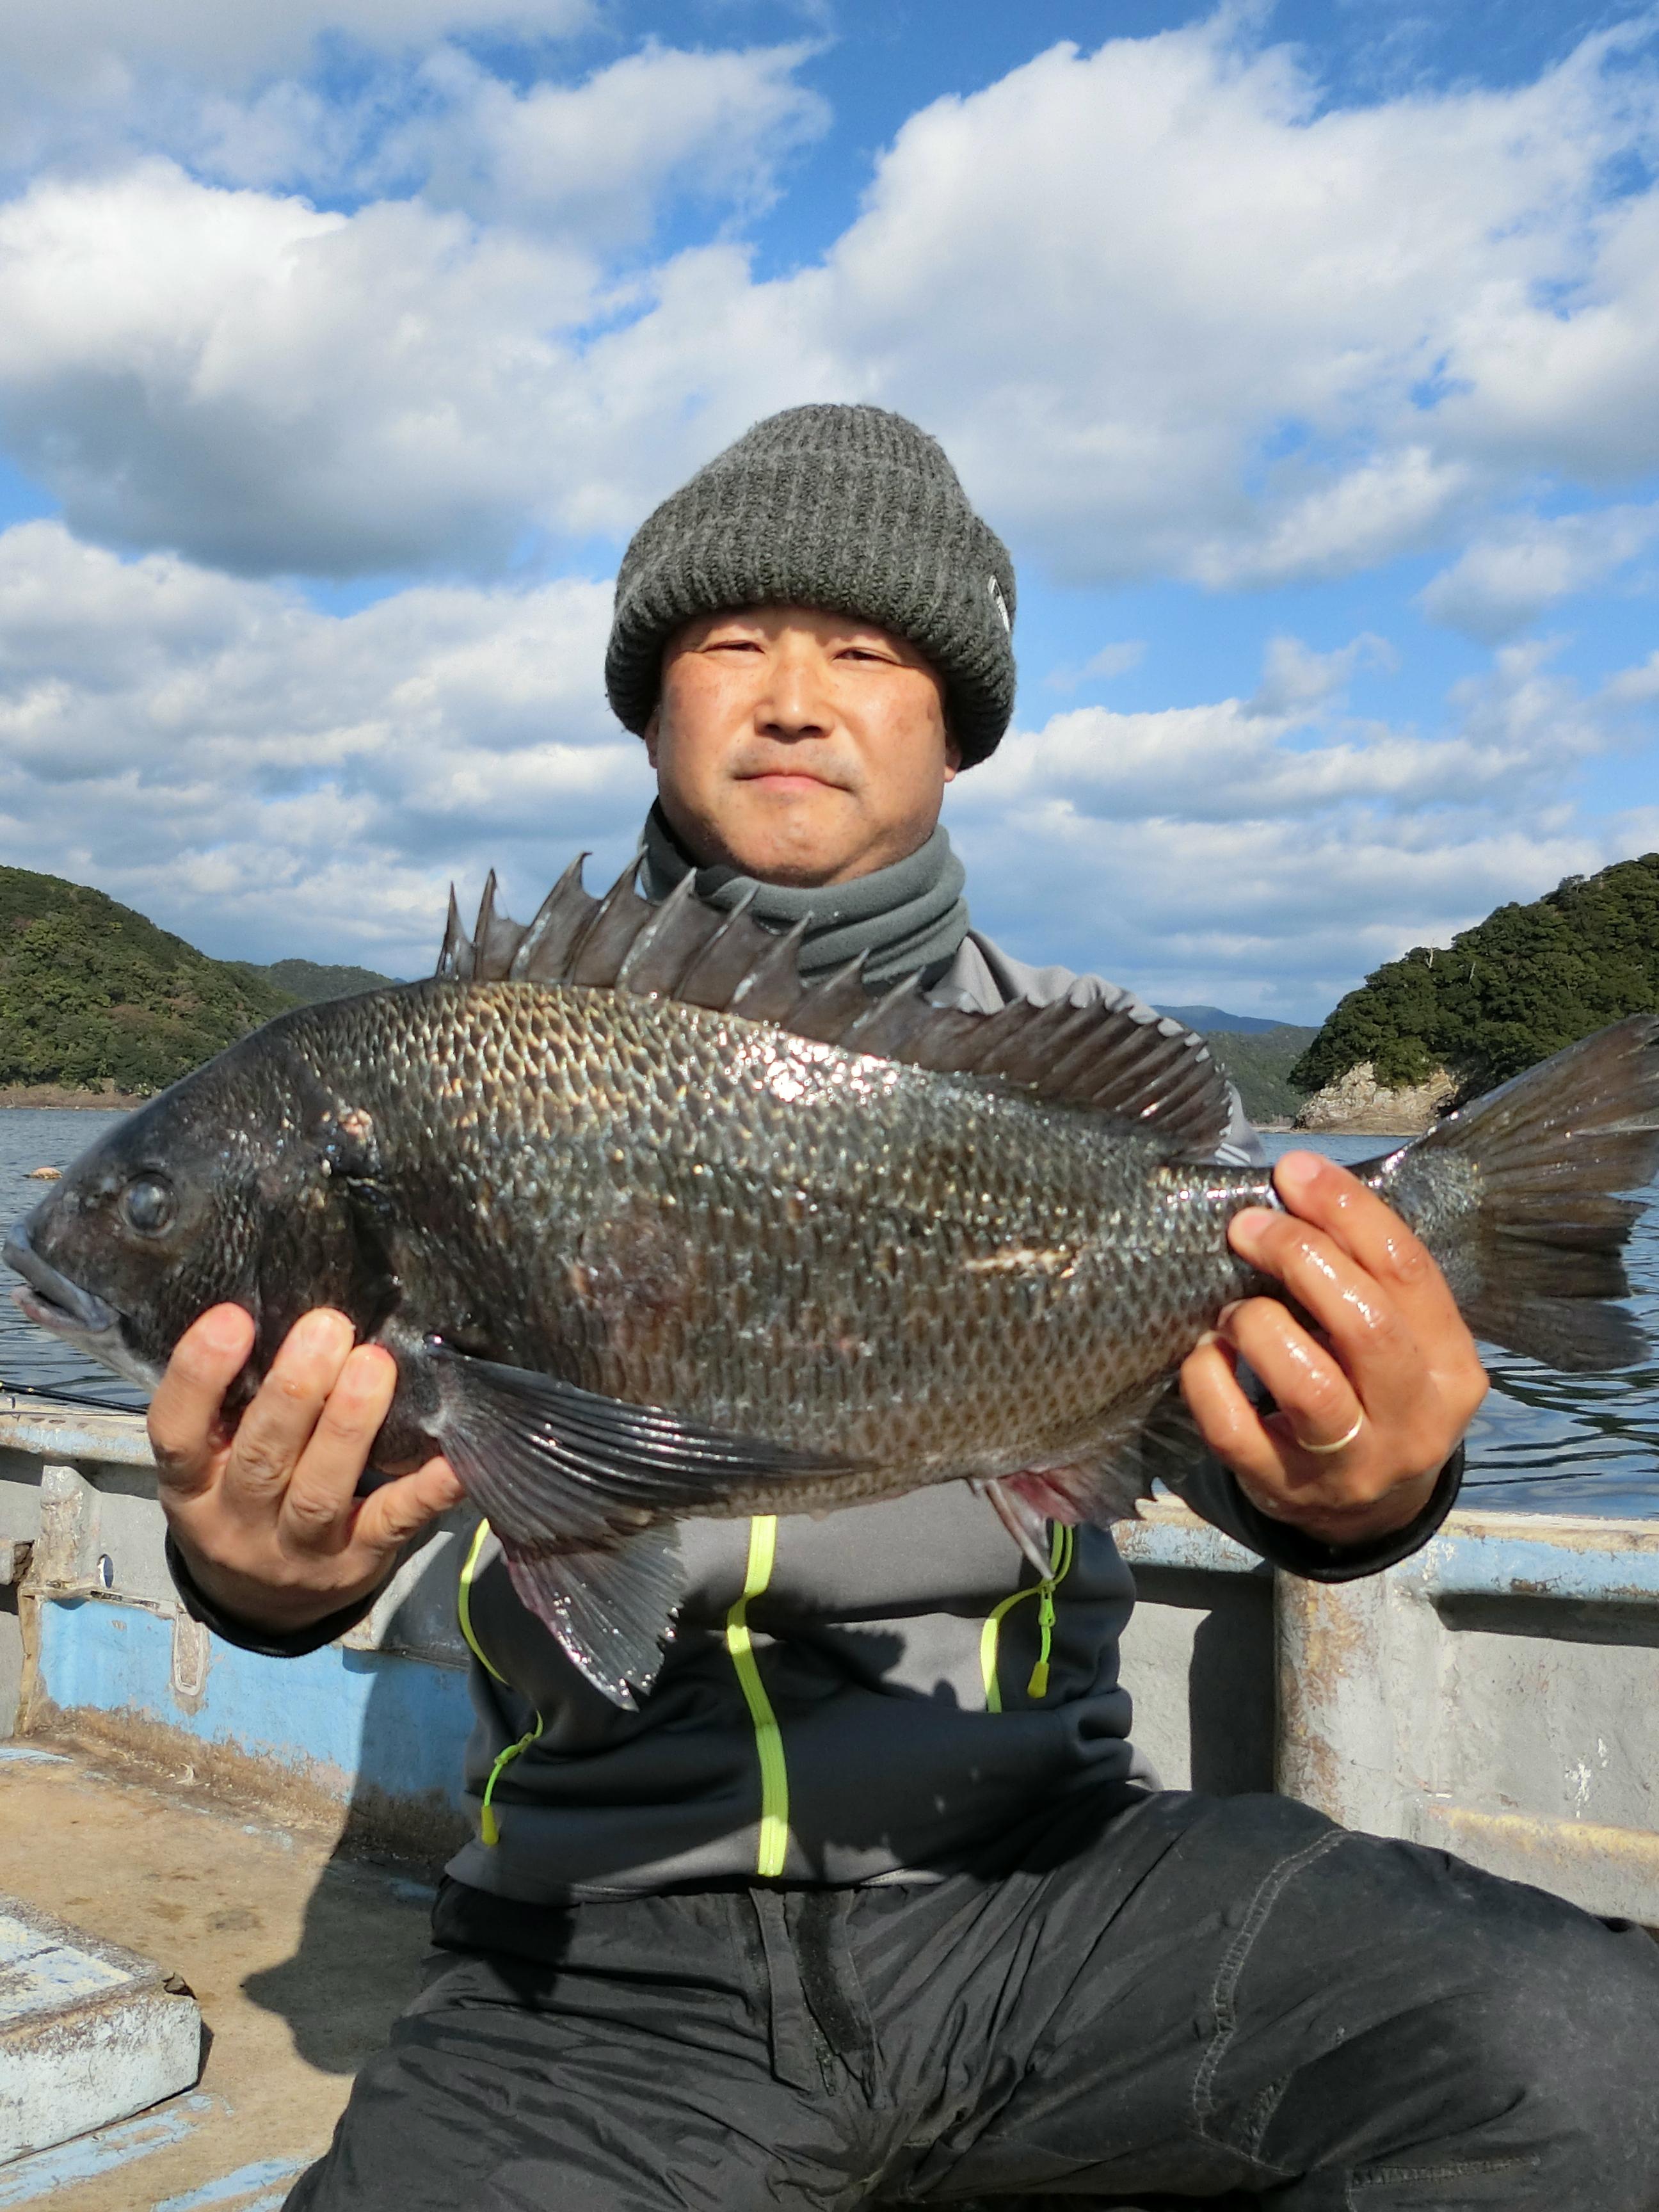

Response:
(8, 855), (1659, 1703)
(295, 979), (1265, 1492)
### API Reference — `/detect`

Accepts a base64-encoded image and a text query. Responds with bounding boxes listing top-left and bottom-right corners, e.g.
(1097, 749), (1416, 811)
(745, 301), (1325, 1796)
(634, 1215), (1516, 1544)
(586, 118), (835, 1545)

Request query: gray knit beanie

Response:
(605, 403), (1017, 767)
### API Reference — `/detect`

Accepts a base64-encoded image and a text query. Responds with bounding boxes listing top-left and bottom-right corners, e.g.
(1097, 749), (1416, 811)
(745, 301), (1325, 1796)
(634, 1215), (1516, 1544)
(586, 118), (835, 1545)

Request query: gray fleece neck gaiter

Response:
(637, 802), (970, 988)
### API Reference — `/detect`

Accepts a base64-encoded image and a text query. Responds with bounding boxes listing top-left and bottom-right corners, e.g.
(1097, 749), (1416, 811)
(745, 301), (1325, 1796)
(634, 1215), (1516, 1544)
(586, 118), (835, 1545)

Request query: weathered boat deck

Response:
(0, 1738), (430, 2209)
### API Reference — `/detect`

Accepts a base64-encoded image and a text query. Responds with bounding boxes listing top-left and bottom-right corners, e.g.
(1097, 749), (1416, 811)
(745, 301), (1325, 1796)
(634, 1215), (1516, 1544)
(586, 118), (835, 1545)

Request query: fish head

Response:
(4, 1025), (373, 1395)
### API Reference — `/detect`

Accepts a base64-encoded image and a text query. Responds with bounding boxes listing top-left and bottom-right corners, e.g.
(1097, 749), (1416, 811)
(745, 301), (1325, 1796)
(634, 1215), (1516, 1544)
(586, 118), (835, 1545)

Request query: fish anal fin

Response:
(1004, 1383), (1206, 1529)
(437, 858), (1232, 1147)
(501, 1525), (684, 1707)
(977, 1476), (1054, 1574)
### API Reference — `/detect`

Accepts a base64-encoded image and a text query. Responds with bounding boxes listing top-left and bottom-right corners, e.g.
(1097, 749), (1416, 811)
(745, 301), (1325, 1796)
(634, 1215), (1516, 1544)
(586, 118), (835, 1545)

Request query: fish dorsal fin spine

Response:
(435, 858), (1231, 1150)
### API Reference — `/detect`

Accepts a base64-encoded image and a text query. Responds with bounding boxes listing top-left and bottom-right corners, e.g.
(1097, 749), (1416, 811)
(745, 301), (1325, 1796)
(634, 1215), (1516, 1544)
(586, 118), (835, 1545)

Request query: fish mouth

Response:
(4, 1215), (118, 1341)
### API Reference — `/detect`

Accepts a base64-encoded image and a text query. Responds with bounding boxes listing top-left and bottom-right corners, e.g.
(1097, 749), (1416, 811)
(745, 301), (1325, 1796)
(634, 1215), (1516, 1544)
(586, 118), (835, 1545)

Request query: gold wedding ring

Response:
(1293, 1410), (1365, 1456)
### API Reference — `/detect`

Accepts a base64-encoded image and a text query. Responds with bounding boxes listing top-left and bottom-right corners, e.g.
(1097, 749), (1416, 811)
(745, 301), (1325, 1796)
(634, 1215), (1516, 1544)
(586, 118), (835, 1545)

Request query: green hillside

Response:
(0, 867), (299, 1095)
(1204, 1025), (1319, 1123)
(239, 956), (397, 1004)
(1292, 853), (1659, 1100)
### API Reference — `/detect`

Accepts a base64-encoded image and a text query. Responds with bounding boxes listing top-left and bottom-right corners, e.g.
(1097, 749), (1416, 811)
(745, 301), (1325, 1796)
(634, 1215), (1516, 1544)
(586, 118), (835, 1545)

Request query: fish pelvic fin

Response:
(437, 858), (1234, 1150)
(1370, 1013), (1659, 1372)
(430, 1350), (859, 1700)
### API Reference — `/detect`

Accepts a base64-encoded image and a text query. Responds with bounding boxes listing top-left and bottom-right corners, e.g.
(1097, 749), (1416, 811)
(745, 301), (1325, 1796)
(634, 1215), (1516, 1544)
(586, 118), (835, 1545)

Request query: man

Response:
(156, 406), (1659, 2209)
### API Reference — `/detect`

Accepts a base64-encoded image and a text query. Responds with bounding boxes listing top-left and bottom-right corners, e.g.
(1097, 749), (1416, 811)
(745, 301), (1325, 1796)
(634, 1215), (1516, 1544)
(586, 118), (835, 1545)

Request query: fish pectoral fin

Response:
(1003, 1383), (1205, 1530)
(432, 1349), (857, 1548)
(501, 1526), (684, 1708)
(436, 1356), (856, 1705)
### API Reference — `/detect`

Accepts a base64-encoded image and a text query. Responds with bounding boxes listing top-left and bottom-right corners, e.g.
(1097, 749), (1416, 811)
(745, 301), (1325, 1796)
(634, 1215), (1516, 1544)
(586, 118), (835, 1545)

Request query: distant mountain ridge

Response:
(1154, 1003), (1294, 1035)
(0, 865), (404, 1098)
(237, 956), (399, 1004)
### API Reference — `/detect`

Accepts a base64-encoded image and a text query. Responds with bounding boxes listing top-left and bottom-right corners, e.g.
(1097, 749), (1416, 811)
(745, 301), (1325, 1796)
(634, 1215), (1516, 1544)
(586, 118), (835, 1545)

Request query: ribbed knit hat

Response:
(605, 404), (1017, 767)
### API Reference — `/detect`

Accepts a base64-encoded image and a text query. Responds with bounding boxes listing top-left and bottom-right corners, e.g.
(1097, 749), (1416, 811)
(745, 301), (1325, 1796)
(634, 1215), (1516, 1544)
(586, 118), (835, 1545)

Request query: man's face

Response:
(645, 605), (961, 887)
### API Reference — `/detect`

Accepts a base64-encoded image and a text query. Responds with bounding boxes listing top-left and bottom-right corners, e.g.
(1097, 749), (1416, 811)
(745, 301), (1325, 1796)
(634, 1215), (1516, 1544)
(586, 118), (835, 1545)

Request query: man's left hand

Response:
(1179, 1150), (1487, 1548)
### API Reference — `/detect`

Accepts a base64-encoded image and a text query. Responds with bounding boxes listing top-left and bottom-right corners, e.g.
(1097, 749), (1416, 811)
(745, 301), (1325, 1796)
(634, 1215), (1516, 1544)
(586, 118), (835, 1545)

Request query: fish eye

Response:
(120, 1176), (177, 1237)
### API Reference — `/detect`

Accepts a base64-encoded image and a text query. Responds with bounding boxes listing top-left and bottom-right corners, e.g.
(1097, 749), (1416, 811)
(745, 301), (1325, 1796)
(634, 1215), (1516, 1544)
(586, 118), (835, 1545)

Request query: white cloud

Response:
(1045, 641), (1146, 691)
(1189, 449), (1476, 589)
(1244, 632), (1395, 719)
(0, 525), (1650, 1020)
(3, 15), (1659, 1026)
(943, 630), (1651, 1015)
(0, 32), (827, 572)
(5, 17), (1659, 588)
(789, 17), (1659, 585)
(947, 801), (1615, 1021)
(0, 164), (603, 574)
(1420, 503), (1659, 639)
(0, 0), (593, 97)
(0, 521), (648, 969)
(373, 43), (829, 239)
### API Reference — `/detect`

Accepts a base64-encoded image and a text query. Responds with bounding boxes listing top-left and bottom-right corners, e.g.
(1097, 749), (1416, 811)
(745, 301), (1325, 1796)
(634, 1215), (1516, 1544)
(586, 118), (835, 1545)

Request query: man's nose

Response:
(758, 650), (833, 736)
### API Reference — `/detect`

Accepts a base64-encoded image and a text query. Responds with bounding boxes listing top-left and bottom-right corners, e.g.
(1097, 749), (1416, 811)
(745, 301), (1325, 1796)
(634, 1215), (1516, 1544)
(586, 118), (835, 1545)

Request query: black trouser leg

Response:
(284, 1890), (879, 2212)
(858, 1793), (1659, 2208)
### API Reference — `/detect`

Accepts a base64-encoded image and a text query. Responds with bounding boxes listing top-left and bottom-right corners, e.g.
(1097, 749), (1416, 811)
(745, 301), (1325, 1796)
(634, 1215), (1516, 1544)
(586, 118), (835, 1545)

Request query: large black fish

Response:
(8, 862), (1659, 1702)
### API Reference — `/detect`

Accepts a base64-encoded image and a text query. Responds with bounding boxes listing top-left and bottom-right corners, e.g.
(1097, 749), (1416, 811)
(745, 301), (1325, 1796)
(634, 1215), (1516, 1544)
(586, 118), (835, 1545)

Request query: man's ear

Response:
(943, 732), (963, 783)
(643, 705), (661, 769)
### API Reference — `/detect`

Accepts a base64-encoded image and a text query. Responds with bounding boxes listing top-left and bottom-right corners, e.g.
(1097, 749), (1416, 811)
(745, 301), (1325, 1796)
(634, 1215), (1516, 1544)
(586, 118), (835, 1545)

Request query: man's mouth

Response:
(740, 769), (846, 793)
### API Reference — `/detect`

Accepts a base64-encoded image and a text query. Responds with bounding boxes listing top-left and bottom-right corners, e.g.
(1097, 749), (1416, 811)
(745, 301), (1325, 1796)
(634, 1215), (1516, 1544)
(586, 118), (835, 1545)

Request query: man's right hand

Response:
(148, 1305), (466, 1639)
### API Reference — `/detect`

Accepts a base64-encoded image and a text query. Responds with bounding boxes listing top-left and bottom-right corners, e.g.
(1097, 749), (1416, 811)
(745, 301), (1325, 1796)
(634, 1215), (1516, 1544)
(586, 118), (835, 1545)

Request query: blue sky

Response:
(0, 1), (1655, 1020)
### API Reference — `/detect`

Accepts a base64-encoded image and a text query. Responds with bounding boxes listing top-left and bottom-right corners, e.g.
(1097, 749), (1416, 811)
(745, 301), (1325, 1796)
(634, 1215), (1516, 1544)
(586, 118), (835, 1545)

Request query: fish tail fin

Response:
(1364, 1013), (1659, 1372)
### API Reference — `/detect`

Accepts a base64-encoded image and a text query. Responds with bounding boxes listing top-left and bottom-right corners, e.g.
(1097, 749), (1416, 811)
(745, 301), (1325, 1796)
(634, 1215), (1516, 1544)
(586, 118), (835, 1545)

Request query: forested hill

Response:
(1292, 854), (1659, 1100)
(1204, 1025), (1320, 1123)
(0, 866), (363, 1096)
(238, 956), (398, 1005)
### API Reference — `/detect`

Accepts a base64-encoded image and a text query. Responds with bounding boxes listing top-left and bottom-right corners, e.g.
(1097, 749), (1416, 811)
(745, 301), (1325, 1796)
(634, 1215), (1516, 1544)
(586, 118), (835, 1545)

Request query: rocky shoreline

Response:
(1292, 1060), (1456, 1137)
(0, 1083), (147, 1111)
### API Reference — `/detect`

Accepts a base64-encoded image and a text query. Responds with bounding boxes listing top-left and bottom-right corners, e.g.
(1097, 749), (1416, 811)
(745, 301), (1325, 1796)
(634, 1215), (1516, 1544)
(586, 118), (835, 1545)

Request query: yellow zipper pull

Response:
(479, 1713), (543, 1847)
(1025, 1527), (1074, 1699)
(1026, 1580), (1055, 1699)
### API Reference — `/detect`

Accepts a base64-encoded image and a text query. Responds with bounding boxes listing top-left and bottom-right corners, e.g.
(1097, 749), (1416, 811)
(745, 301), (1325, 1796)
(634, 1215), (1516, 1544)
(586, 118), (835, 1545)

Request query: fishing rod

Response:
(0, 1375), (148, 1417)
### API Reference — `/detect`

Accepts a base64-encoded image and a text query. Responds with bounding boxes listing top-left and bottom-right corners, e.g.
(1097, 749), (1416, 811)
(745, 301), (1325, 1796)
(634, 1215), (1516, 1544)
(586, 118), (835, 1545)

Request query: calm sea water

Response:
(1263, 1134), (1659, 1518)
(0, 1110), (1653, 1515)
(0, 1110), (142, 1410)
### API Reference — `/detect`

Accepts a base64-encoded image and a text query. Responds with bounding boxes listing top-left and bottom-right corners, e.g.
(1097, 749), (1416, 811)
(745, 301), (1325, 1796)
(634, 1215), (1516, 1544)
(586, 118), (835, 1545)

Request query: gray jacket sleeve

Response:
(165, 1530), (387, 1656)
(1171, 1446), (1463, 1582)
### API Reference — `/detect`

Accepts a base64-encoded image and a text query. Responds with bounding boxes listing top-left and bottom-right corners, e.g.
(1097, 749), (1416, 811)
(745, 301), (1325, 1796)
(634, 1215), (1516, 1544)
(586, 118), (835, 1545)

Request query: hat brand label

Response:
(987, 576), (1011, 632)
